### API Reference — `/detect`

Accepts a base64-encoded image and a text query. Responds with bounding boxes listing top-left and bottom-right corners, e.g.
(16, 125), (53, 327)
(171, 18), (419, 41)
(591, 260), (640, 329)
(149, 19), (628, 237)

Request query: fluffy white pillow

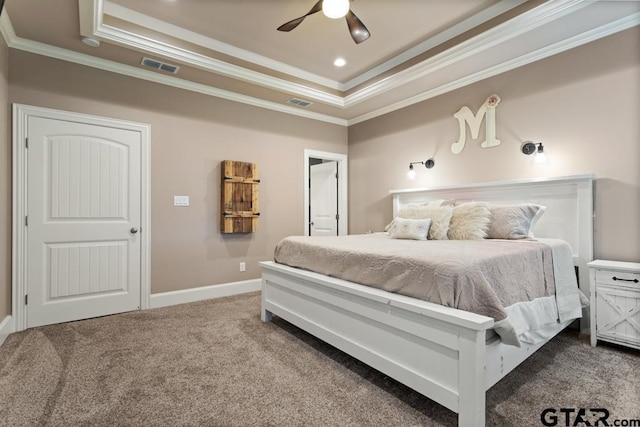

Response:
(388, 217), (431, 240)
(447, 202), (491, 240)
(487, 204), (546, 239)
(391, 205), (454, 240)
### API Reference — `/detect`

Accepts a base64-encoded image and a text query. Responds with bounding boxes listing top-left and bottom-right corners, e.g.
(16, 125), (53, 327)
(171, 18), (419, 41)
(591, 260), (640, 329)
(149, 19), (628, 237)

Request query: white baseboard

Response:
(0, 315), (13, 348)
(149, 279), (261, 309)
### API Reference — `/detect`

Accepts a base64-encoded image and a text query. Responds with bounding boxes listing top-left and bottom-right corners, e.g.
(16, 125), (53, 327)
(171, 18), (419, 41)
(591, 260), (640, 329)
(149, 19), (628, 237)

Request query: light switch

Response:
(174, 195), (189, 207)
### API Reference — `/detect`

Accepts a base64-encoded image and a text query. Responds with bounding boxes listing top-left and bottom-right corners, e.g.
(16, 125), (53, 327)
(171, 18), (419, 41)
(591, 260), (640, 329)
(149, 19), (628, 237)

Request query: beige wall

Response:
(8, 50), (348, 295)
(0, 35), (9, 319)
(349, 28), (640, 263)
(2, 27), (638, 320)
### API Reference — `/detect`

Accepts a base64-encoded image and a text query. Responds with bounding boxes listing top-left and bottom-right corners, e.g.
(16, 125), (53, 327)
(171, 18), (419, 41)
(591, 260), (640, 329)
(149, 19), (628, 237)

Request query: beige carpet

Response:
(0, 292), (638, 426)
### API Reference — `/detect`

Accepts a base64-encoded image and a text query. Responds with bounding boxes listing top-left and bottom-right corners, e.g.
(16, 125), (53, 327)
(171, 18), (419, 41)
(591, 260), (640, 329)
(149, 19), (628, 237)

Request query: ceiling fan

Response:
(277, 0), (371, 44)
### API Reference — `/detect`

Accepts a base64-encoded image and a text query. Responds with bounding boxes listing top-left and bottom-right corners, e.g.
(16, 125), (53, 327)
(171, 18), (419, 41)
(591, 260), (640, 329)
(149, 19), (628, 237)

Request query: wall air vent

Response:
(141, 57), (180, 74)
(286, 98), (313, 108)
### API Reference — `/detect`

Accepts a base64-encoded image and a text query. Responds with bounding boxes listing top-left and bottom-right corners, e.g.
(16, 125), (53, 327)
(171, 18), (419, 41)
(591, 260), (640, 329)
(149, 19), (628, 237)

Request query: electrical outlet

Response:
(239, 262), (246, 272)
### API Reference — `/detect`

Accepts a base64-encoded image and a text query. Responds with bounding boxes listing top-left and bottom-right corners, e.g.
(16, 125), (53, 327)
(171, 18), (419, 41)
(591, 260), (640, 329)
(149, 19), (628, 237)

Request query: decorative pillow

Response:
(384, 203), (437, 232)
(447, 202), (491, 240)
(384, 203), (421, 232)
(388, 218), (431, 240)
(392, 205), (454, 240)
(487, 204), (546, 239)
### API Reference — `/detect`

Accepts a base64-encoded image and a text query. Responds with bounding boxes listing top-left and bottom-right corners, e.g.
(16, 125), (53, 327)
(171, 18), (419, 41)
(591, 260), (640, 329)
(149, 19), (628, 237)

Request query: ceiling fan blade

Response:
(345, 10), (370, 44)
(277, 0), (323, 32)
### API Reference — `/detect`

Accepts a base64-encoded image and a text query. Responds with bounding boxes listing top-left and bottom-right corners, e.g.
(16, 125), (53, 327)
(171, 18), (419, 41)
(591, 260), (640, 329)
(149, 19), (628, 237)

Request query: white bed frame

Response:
(261, 174), (594, 427)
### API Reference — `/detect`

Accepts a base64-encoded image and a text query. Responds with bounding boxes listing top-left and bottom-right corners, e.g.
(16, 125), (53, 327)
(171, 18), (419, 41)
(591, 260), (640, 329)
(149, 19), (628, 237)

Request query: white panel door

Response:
(310, 161), (338, 236)
(27, 116), (142, 328)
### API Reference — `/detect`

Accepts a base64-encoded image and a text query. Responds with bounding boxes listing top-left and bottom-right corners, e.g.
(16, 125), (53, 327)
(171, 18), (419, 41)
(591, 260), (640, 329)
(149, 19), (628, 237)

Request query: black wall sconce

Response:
(521, 142), (549, 167)
(407, 158), (435, 180)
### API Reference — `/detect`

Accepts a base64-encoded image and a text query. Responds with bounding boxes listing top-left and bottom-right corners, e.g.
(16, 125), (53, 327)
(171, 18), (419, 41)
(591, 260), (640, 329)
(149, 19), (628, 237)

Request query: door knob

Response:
(130, 227), (139, 234)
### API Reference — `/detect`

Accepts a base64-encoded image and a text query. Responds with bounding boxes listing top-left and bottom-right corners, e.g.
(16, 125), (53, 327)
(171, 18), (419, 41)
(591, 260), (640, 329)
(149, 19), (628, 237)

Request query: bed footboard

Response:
(261, 261), (494, 427)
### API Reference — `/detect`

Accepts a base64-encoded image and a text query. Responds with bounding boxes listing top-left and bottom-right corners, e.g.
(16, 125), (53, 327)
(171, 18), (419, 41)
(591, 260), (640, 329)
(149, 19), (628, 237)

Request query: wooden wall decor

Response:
(221, 160), (260, 233)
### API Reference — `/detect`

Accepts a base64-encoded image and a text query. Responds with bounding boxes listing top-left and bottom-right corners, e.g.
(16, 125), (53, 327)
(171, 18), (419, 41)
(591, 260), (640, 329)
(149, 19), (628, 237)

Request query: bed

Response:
(260, 174), (594, 427)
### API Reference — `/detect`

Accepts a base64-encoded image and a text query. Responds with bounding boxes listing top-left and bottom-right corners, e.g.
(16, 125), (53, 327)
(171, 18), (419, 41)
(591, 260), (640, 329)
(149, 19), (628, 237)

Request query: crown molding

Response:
(103, 1), (343, 91)
(4, 29), (348, 126)
(94, 22), (345, 107)
(2, 8), (347, 125)
(344, 0), (590, 107)
(3, 1), (638, 128)
(0, 9), (16, 45)
(83, 0), (638, 112)
(347, 11), (640, 125)
(341, 0), (529, 90)
(103, 0), (528, 93)
(87, 0), (534, 102)
(82, 0), (345, 107)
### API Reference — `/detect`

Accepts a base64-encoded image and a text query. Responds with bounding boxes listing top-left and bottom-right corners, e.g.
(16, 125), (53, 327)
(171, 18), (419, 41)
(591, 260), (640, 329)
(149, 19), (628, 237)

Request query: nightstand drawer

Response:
(595, 285), (640, 346)
(595, 269), (640, 287)
(589, 260), (640, 350)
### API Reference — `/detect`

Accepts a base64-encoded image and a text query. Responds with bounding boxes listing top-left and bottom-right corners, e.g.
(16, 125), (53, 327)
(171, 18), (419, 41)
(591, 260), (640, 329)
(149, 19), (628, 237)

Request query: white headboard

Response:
(390, 174), (595, 293)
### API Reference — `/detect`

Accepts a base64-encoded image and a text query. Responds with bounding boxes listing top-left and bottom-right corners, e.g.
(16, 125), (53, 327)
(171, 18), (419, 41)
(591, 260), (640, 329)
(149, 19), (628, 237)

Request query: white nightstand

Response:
(588, 260), (640, 350)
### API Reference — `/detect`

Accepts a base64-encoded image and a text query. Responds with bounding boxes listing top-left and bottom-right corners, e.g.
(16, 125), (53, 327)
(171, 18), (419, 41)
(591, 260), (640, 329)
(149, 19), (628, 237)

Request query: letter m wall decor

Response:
(451, 94), (501, 154)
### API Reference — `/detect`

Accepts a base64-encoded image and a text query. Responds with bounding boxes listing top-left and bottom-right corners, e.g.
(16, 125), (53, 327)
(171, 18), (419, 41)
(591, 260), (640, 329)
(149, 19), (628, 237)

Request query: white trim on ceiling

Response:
(0, 12), (347, 126)
(102, 0), (529, 93)
(342, 0), (529, 90)
(103, 1), (343, 91)
(82, 0), (550, 106)
(0, 8), (16, 42)
(95, 22), (345, 107)
(79, 0), (640, 111)
(344, 0), (592, 107)
(2, 2), (639, 127)
(80, 1), (344, 108)
(347, 10), (640, 125)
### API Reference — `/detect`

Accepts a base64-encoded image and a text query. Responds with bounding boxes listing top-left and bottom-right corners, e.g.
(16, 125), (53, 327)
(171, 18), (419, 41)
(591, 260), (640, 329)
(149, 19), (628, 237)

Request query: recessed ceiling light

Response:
(333, 58), (346, 67)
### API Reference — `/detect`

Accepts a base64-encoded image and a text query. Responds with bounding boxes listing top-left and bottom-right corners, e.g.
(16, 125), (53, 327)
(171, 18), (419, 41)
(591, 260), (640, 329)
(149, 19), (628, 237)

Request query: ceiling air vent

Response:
(141, 57), (180, 74)
(286, 98), (313, 108)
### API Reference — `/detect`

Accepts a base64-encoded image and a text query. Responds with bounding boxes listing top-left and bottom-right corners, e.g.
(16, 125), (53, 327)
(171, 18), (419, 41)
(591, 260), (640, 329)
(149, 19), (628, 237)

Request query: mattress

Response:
(274, 233), (584, 346)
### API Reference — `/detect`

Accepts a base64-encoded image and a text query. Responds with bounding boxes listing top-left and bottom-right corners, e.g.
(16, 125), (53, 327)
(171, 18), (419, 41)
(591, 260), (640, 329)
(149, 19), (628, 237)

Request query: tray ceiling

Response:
(1, 0), (639, 125)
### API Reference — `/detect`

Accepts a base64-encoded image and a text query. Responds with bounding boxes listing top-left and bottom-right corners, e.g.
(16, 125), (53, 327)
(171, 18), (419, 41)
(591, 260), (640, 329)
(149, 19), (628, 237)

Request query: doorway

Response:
(303, 150), (347, 236)
(310, 159), (338, 236)
(12, 104), (151, 330)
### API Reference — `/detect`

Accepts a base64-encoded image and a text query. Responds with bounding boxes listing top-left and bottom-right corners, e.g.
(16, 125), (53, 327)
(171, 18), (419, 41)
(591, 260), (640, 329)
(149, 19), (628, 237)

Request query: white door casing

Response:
(310, 161), (338, 236)
(303, 149), (347, 236)
(12, 104), (151, 331)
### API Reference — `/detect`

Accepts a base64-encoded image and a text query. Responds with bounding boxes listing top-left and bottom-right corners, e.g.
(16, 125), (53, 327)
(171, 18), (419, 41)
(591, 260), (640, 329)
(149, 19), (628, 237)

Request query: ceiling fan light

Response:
(322, 0), (349, 19)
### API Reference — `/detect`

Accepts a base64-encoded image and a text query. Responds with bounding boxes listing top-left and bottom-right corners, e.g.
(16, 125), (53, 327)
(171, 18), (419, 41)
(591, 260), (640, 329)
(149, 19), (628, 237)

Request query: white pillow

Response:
(388, 218), (431, 240)
(447, 202), (491, 240)
(487, 204), (546, 239)
(391, 205), (453, 240)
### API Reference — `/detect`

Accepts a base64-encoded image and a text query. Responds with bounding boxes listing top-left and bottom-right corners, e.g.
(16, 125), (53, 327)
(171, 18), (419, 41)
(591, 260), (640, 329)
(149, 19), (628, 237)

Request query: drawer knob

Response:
(613, 276), (639, 283)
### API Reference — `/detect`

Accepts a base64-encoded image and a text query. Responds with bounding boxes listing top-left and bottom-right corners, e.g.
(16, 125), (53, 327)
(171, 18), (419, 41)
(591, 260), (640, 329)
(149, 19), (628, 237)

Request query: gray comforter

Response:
(274, 233), (578, 346)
